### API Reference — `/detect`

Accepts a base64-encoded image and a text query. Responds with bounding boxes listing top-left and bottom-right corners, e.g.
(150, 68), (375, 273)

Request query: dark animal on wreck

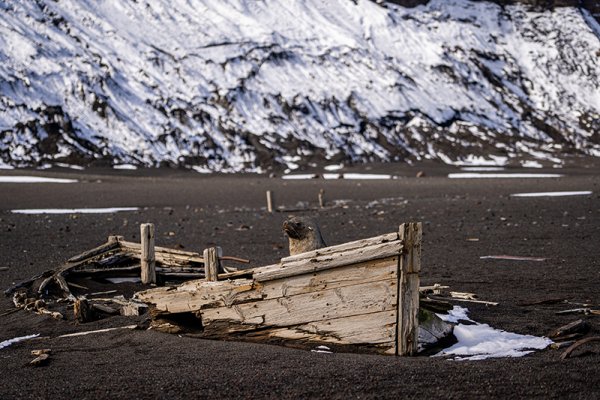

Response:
(282, 216), (327, 256)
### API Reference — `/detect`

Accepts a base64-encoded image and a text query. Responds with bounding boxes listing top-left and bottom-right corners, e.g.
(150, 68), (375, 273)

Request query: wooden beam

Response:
(140, 223), (156, 284)
(396, 222), (421, 356)
(266, 190), (273, 213)
(203, 246), (222, 281)
(66, 238), (120, 263)
(255, 240), (401, 282)
(280, 232), (399, 264)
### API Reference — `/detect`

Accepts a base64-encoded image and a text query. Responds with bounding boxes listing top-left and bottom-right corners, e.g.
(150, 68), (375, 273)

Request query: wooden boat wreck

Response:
(7, 222), (454, 356)
(136, 222), (427, 355)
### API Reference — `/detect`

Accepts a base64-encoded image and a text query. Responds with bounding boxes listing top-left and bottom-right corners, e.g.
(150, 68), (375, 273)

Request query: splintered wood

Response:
(136, 223), (422, 356)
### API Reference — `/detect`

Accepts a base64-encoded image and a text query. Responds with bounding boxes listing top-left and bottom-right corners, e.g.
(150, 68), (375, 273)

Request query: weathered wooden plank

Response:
(120, 241), (204, 263)
(396, 222), (421, 356)
(255, 240), (402, 282)
(140, 223), (156, 284)
(280, 232), (399, 264)
(70, 265), (140, 276)
(200, 279), (397, 329)
(137, 258), (397, 315)
(259, 257), (398, 300)
(135, 279), (259, 313)
(212, 311), (398, 354)
(67, 238), (120, 263)
(121, 251), (201, 268)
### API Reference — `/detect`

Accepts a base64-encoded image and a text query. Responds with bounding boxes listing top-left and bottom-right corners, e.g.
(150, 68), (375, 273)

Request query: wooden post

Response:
(266, 190), (273, 213)
(318, 189), (325, 208)
(396, 222), (421, 356)
(108, 235), (124, 243)
(140, 223), (156, 284)
(203, 246), (222, 281)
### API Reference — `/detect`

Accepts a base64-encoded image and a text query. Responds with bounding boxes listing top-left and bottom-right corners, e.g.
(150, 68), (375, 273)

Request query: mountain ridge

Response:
(1, 0), (599, 171)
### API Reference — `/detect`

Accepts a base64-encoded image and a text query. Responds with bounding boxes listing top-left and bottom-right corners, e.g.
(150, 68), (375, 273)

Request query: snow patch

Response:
(460, 167), (505, 171)
(0, 176), (78, 183)
(12, 207), (139, 214)
(435, 307), (551, 360)
(510, 191), (592, 197)
(113, 164), (138, 170)
(0, 334), (40, 350)
(448, 173), (563, 179)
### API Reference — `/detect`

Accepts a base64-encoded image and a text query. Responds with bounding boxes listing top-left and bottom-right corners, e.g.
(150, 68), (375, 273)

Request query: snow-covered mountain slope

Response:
(1, 0), (599, 171)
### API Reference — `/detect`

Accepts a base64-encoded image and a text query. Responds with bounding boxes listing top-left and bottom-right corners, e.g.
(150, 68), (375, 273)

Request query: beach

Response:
(0, 160), (599, 399)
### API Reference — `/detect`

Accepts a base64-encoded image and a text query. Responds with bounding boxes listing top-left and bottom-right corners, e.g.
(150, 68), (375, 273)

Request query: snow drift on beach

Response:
(1, 0), (599, 171)
(436, 306), (552, 360)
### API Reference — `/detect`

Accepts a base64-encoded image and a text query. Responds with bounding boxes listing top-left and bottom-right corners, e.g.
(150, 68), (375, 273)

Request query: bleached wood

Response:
(135, 279), (258, 313)
(201, 279), (397, 329)
(258, 257), (398, 300)
(280, 232), (399, 264)
(396, 222), (421, 356)
(138, 258), (398, 315)
(203, 246), (222, 281)
(119, 242), (204, 264)
(67, 239), (120, 263)
(140, 223), (156, 284)
(266, 190), (273, 213)
(255, 240), (402, 282)
(134, 227), (422, 356)
(225, 311), (398, 353)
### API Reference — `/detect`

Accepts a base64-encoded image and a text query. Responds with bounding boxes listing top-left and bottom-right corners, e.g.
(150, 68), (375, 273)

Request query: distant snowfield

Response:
(460, 167), (506, 172)
(0, 0), (599, 171)
(448, 173), (563, 179)
(113, 164), (138, 170)
(282, 173), (394, 180)
(12, 207), (139, 214)
(0, 176), (78, 183)
(435, 307), (551, 360)
(510, 191), (592, 197)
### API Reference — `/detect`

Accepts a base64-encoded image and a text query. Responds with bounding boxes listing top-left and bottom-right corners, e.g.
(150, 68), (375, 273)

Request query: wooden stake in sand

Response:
(140, 223), (156, 284)
(266, 190), (274, 213)
(318, 189), (325, 208)
(203, 246), (222, 282)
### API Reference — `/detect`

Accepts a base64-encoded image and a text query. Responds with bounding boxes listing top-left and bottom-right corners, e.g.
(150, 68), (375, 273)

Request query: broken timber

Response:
(136, 222), (422, 356)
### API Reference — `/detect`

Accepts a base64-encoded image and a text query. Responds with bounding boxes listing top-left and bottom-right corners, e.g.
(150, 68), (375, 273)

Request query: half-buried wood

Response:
(136, 223), (428, 356)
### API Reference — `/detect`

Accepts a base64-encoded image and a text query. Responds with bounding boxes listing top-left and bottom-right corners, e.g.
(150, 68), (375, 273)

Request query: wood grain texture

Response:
(140, 223), (156, 284)
(255, 240), (402, 282)
(396, 222), (421, 356)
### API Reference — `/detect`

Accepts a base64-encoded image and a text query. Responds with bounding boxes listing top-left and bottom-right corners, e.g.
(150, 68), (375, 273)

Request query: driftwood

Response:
(421, 285), (498, 306)
(549, 320), (589, 339)
(5, 228), (249, 301)
(30, 352), (50, 366)
(560, 337), (600, 360)
(57, 325), (138, 338)
(556, 308), (600, 316)
(518, 298), (566, 306)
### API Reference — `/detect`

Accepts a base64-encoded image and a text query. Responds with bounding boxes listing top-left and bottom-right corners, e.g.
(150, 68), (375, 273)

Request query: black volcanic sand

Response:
(1, 160), (599, 399)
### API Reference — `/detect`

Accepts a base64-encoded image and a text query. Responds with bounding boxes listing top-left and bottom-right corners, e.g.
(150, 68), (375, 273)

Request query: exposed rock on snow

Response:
(1, 0), (599, 171)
